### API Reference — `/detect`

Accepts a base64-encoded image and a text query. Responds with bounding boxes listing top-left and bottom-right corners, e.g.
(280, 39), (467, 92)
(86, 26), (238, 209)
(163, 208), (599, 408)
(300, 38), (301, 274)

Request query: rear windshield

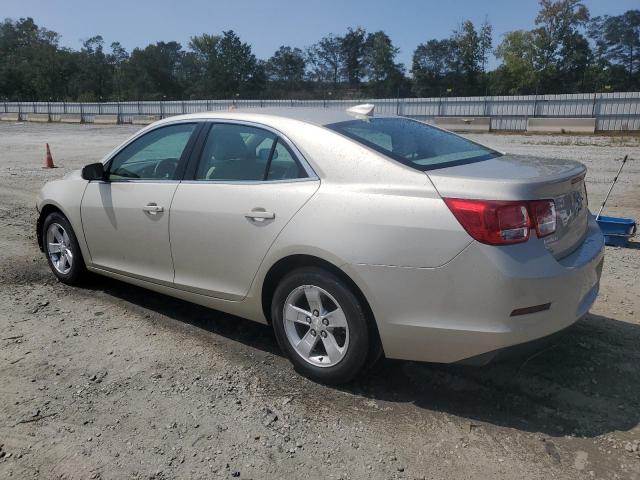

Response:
(326, 117), (500, 171)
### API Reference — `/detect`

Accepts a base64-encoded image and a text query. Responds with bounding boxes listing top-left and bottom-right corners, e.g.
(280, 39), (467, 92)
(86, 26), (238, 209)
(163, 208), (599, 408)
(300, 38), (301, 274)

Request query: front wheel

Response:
(42, 212), (86, 285)
(271, 267), (374, 384)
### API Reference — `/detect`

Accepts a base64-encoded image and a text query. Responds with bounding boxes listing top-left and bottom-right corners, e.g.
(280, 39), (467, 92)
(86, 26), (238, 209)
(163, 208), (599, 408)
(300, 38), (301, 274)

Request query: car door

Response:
(169, 121), (320, 300)
(81, 122), (200, 284)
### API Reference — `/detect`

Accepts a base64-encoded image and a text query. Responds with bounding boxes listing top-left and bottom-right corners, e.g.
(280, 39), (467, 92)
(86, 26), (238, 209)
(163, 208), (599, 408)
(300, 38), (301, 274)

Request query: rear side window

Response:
(267, 140), (307, 181)
(195, 124), (275, 181)
(194, 123), (307, 181)
(327, 118), (500, 171)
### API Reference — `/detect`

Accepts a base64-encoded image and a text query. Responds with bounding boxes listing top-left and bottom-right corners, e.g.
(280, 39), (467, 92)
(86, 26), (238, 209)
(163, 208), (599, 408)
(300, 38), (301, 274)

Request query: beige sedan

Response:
(36, 107), (604, 384)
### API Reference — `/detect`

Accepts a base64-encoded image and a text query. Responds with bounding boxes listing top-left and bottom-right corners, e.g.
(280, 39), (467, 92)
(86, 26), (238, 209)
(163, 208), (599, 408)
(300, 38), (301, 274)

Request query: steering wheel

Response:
(153, 158), (178, 179)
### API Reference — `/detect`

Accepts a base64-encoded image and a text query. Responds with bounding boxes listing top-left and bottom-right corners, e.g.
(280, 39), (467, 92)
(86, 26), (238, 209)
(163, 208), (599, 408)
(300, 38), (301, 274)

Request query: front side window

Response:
(194, 123), (306, 181)
(109, 123), (196, 180)
(327, 117), (500, 171)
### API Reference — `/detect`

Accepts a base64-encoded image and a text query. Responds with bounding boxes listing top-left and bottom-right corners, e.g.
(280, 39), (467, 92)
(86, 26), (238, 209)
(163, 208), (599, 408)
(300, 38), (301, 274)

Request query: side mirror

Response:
(81, 162), (106, 181)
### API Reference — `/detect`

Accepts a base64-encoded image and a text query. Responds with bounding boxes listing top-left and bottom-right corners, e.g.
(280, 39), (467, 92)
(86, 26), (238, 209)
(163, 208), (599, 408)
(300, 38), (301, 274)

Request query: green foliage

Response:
(494, 31), (539, 94)
(340, 27), (367, 86)
(124, 41), (185, 100)
(363, 31), (405, 97)
(187, 31), (261, 99)
(0, 17), (65, 100)
(411, 39), (459, 96)
(590, 10), (640, 78)
(0, 4), (639, 101)
(266, 46), (306, 83)
(479, 19), (493, 74)
(306, 35), (343, 85)
(456, 21), (481, 80)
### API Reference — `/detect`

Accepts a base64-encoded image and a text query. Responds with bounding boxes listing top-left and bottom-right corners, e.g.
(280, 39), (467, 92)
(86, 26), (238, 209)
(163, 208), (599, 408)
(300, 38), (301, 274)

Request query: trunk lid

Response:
(428, 154), (589, 259)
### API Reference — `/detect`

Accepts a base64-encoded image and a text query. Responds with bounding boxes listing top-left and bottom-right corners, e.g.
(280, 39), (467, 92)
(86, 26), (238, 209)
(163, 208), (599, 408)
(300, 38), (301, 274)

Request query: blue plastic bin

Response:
(596, 215), (637, 247)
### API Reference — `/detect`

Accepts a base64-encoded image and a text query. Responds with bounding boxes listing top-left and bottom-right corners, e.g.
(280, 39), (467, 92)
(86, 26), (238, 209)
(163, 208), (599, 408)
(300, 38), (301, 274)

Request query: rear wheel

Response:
(271, 267), (373, 384)
(42, 212), (86, 285)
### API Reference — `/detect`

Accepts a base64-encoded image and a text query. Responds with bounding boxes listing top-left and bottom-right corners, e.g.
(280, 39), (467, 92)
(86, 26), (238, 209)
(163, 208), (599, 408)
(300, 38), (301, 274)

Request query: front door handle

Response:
(245, 209), (275, 221)
(143, 203), (164, 214)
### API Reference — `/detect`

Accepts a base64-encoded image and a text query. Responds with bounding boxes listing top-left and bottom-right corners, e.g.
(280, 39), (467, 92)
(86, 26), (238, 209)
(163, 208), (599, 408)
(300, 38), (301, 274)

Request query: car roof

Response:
(161, 107), (397, 127)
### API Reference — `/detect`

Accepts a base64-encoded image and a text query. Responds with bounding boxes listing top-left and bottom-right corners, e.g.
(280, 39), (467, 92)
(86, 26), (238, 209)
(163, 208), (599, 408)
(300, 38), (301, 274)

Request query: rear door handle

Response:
(143, 203), (164, 214)
(245, 209), (275, 221)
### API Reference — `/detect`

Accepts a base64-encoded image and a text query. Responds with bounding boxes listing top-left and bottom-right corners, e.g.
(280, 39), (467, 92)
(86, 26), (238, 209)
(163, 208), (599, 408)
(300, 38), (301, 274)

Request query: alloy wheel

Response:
(282, 285), (350, 367)
(46, 222), (73, 275)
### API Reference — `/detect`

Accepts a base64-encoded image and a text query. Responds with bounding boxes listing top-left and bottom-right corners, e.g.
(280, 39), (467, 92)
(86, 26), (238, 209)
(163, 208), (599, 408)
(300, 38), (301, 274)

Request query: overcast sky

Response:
(3, 0), (638, 69)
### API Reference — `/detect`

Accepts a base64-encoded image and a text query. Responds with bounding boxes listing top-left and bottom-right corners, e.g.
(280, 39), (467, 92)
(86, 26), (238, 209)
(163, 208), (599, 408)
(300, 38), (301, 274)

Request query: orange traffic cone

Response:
(44, 143), (56, 169)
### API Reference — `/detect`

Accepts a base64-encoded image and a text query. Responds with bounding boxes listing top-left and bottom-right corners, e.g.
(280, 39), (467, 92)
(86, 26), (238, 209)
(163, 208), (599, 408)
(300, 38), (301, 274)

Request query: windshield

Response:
(326, 117), (500, 171)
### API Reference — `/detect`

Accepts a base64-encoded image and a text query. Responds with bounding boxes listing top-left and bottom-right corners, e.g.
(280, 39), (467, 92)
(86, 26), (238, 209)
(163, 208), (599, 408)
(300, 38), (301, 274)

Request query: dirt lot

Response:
(0, 122), (639, 480)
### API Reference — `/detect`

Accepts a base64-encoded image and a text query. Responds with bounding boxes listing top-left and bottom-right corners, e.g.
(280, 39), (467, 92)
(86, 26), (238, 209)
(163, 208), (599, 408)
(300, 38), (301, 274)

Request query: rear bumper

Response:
(344, 216), (604, 364)
(455, 322), (575, 366)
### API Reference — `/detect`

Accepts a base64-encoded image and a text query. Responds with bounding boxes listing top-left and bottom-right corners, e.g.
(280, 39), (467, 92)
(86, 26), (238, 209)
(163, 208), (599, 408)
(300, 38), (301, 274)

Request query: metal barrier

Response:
(2, 92), (639, 131)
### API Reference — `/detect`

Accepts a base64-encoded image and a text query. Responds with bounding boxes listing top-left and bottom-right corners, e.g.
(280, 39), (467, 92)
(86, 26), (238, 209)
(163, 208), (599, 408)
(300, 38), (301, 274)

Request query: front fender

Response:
(36, 175), (91, 262)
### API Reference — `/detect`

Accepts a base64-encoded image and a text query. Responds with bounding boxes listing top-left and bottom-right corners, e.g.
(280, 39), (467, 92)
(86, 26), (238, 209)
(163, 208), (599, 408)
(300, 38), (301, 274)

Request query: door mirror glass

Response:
(81, 162), (106, 181)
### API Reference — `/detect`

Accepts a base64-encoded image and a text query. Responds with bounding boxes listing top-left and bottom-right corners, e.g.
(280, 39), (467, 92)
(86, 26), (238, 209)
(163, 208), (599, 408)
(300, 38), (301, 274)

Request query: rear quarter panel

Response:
(268, 181), (472, 268)
(262, 122), (473, 269)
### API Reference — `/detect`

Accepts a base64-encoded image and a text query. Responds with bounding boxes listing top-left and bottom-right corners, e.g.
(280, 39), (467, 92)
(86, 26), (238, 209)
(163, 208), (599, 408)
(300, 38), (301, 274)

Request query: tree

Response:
(494, 30), (539, 94)
(479, 19), (493, 94)
(411, 39), (458, 96)
(454, 20), (482, 91)
(306, 35), (343, 85)
(363, 31), (400, 82)
(188, 30), (260, 98)
(589, 10), (640, 77)
(108, 42), (129, 100)
(124, 41), (185, 100)
(265, 46), (306, 83)
(533, 0), (590, 91)
(479, 19), (493, 74)
(0, 17), (67, 100)
(74, 35), (112, 101)
(340, 27), (367, 86)
(362, 31), (405, 96)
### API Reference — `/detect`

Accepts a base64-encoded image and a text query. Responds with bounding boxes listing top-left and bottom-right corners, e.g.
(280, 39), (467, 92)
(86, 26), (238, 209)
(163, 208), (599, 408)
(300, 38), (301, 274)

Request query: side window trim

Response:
(182, 122), (213, 181)
(103, 121), (202, 182)
(185, 119), (317, 183)
(262, 137), (279, 181)
(174, 122), (205, 181)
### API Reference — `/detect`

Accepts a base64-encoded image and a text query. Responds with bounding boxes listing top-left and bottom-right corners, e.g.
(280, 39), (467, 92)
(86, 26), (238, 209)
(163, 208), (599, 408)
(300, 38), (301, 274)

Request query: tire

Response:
(42, 211), (86, 285)
(271, 267), (374, 385)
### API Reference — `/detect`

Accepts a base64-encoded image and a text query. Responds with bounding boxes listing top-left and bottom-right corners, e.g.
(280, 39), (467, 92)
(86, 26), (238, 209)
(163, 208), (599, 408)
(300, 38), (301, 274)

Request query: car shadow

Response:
(348, 313), (640, 438)
(85, 274), (640, 439)
(624, 240), (640, 250)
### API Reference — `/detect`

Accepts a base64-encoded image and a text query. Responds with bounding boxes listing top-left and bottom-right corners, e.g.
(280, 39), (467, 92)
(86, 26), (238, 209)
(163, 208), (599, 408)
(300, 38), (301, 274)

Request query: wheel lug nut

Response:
(306, 316), (311, 323)
(320, 331), (327, 338)
(310, 329), (316, 336)
(313, 310), (319, 317)
(322, 318), (329, 326)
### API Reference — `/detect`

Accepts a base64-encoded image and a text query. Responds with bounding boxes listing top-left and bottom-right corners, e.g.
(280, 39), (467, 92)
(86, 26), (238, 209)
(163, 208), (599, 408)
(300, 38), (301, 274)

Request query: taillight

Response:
(444, 198), (556, 246)
(530, 200), (556, 238)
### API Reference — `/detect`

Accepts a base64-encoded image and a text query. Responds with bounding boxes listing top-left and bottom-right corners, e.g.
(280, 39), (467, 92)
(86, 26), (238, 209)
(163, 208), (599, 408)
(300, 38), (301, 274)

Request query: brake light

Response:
(530, 200), (556, 238)
(444, 198), (556, 245)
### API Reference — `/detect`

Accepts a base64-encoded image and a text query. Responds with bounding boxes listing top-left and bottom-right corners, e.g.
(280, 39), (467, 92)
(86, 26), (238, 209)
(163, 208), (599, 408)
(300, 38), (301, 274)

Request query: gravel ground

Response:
(0, 122), (639, 480)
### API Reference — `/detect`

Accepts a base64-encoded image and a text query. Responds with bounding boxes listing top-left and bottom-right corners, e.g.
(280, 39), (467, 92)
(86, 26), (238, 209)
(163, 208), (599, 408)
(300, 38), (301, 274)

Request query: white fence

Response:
(3, 92), (640, 131)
